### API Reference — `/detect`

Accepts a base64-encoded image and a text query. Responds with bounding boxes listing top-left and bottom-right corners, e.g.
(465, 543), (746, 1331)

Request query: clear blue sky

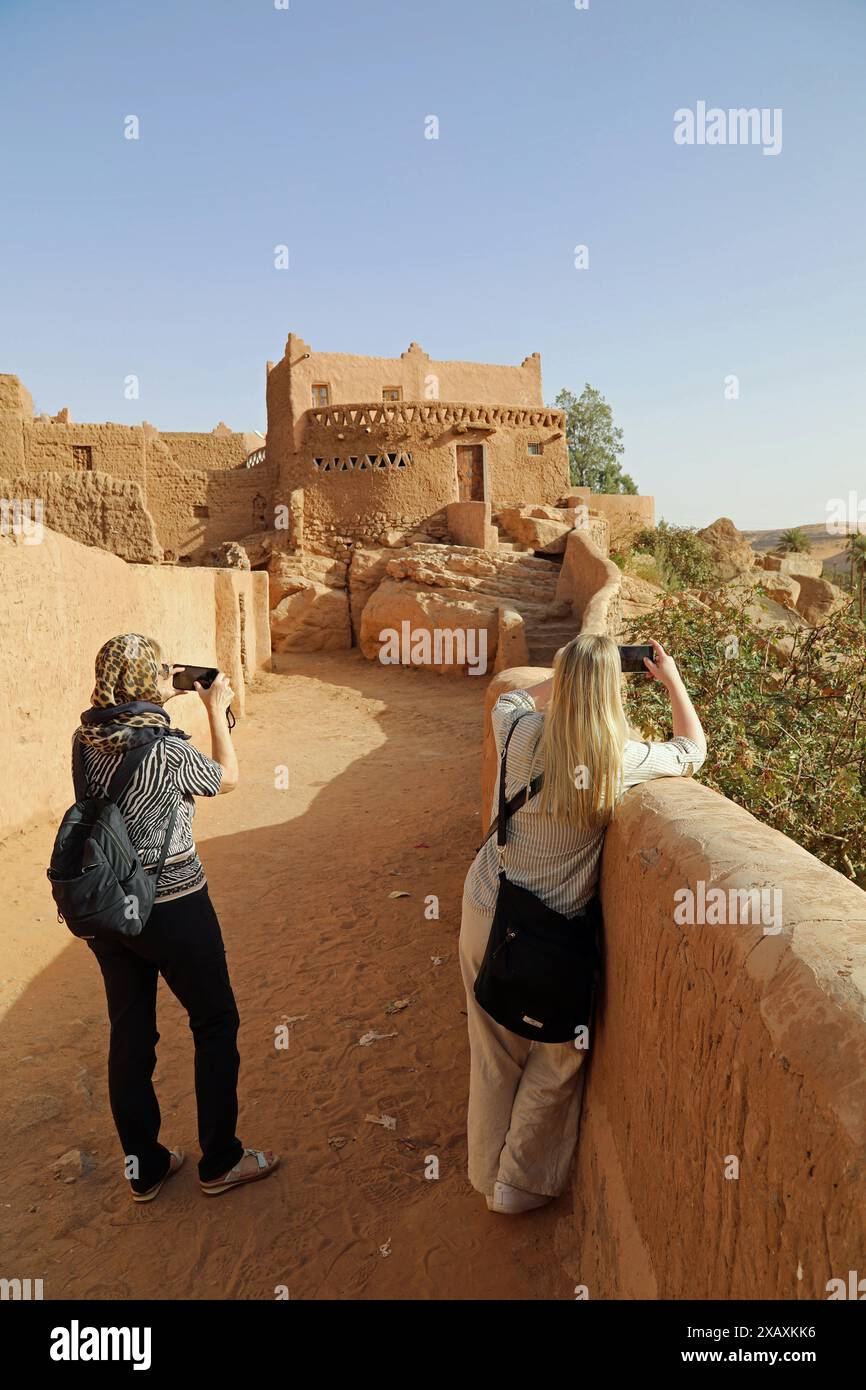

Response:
(2, 0), (864, 529)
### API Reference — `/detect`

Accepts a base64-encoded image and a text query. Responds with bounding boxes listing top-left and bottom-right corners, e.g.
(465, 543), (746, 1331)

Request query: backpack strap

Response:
(150, 804), (179, 883)
(72, 736), (90, 801)
(106, 740), (159, 803)
(477, 714), (544, 852)
(105, 738), (178, 885)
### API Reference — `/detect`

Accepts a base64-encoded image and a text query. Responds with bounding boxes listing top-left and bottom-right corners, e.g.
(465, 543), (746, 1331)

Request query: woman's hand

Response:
(195, 671), (234, 716)
(643, 639), (682, 689)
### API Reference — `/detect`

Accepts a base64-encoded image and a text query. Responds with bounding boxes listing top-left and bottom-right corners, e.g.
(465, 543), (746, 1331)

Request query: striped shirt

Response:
(75, 734), (223, 903)
(464, 688), (706, 918)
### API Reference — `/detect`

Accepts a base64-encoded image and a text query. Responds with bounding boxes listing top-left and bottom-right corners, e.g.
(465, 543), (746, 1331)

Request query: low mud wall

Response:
(0, 527), (271, 838)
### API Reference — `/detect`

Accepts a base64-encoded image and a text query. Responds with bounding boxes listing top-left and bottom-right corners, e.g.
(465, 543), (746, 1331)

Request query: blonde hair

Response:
(530, 633), (629, 832)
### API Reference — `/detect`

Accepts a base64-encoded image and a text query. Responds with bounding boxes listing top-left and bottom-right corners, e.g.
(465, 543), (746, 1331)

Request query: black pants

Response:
(87, 886), (245, 1191)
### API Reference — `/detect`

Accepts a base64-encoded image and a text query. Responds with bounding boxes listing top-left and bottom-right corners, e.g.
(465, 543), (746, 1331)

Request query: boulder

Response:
(267, 551), (347, 607)
(710, 577), (810, 634)
(794, 574), (846, 626)
(757, 571), (800, 609)
(497, 507), (572, 554)
(620, 573), (665, 620)
(215, 541), (250, 570)
(271, 580), (351, 652)
(696, 517), (755, 580)
(349, 545), (411, 633)
(757, 552), (823, 580)
(359, 578), (498, 677)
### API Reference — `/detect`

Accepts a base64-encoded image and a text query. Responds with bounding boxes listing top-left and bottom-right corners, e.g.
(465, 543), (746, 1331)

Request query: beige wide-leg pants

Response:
(458, 886), (588, 1199)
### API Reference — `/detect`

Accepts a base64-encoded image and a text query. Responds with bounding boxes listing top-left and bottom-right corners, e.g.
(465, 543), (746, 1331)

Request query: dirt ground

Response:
(0, 652), (576, 1300)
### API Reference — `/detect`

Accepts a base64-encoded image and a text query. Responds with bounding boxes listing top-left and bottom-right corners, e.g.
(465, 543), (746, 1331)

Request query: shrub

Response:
(623, 592), (866, 885)
(632, 521), (717, 591)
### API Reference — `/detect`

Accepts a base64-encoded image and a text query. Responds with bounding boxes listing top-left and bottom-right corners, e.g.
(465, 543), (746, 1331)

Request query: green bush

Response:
(632, 522), (717, 591)
(623, 592), (866, 885)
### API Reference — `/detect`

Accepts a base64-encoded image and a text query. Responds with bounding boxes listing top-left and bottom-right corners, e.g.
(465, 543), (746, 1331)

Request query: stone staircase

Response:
(461, 550), (576, 665)
(492, 516), (530, 553)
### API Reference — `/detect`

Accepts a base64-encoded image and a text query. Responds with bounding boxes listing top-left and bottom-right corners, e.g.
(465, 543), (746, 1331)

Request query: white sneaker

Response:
(486, 1181), (553, 1214)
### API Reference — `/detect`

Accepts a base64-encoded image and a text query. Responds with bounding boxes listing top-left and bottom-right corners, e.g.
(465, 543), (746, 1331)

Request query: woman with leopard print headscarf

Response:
(76, 633), (279, 1202)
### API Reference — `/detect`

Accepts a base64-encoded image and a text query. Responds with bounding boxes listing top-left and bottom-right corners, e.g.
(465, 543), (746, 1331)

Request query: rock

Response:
(51, 1149), (96, 1182)
(697, 518), (755, 580)
(710, 577), (810, 634)
(757, 571), (800, 609)
(215, 541), (250, 570)
(349, 546), (411, 632)
(794, 574), (846, 626)
(498, 507), (572, 554)
(620, 573), (665, 620)
(757, 552), (823, 580)
(359, 578), (498, 677)
(267, 551), (347, 607)
(271, 580), (351, 652)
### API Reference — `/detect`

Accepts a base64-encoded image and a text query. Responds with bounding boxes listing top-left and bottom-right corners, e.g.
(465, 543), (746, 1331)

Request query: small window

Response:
(527, 442), (542, 456)
(382, 387), (402, 402)
(194, 505), (209, 518)
(312, 384), (330, 408)
(72, 444), (93, 470)
(313, 457), (323, 469)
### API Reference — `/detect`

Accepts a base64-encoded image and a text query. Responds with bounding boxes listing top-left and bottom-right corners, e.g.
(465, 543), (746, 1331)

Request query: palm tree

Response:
(848, 533), (866, 618)
(777, 526), (812, 554)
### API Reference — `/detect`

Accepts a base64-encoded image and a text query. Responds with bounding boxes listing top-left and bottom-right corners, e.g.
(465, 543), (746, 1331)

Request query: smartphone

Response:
(172, 664), (218, 691)
(619, 644), (654, 673)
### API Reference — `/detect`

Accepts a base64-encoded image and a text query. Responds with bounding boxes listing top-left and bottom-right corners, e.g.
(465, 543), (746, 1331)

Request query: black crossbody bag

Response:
(473, 715), (602, 1044)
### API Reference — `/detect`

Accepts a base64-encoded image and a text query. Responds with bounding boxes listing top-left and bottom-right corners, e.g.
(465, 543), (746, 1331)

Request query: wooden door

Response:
(456, 444), (484, 502)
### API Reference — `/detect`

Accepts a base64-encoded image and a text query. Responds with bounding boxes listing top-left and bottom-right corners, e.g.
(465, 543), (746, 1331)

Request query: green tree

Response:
(554, 385), (637, 493)
(777, 527), (812, 554)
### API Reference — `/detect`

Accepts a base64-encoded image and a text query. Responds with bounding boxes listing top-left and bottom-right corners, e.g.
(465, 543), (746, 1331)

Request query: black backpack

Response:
(47, 737), (178, 942)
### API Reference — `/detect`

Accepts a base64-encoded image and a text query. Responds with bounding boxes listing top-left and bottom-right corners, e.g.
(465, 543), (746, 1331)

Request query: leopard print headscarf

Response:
(78, 633), (175, 752)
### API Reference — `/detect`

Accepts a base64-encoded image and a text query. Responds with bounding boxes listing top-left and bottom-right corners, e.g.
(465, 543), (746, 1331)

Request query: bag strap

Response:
(150, 804), (179, 881)
(478, 714), (544, 852)
(107, 740), (157, 804)
(72, 736), (90, 801)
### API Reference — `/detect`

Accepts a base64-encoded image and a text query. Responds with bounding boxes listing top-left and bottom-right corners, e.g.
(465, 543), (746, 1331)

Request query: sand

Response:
(0, 653), (574, 1300)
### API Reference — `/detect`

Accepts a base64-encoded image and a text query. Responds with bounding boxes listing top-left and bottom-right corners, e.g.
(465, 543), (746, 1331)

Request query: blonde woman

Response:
(460, 634), (706, 1214)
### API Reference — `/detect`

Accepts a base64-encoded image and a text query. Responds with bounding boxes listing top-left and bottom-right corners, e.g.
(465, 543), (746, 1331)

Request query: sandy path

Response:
(0, 653), (573, 1300)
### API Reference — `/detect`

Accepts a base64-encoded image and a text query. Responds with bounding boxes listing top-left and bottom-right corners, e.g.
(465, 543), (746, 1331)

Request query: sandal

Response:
(200, 1147), (279, 1196)
(132, 1148), (185, 1204)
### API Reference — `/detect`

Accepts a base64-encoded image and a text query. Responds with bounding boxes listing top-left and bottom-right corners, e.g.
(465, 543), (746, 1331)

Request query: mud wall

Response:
(0, 527), (271, 838)
(562, 777), (866, 1299)
(568, 488), (655, 550)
